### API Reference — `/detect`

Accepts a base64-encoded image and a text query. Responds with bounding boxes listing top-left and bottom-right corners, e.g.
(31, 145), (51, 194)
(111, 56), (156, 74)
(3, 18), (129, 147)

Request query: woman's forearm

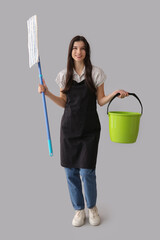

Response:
(98, 91), (117, 106)
(46, 91), (66, 108)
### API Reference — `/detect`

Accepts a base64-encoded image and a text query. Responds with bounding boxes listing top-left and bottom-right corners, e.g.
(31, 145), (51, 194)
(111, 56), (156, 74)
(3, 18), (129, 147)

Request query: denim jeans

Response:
(64, 168), (97, 210)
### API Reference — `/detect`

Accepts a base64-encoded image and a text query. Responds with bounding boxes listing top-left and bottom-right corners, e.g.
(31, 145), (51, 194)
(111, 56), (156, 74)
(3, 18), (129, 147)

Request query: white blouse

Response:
(55, 65), (107, 89)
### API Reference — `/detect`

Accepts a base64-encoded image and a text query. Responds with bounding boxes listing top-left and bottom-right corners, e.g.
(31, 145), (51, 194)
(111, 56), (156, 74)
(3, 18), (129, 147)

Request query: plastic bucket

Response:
(107, 93), (143, 143)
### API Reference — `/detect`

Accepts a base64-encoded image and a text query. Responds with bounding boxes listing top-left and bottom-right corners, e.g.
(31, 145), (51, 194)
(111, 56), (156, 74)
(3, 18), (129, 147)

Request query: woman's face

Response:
(71, 41), (86, 63)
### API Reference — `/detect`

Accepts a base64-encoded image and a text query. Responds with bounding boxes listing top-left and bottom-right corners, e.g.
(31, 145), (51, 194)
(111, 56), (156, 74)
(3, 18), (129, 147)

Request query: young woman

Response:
(38, 35), (128, 227)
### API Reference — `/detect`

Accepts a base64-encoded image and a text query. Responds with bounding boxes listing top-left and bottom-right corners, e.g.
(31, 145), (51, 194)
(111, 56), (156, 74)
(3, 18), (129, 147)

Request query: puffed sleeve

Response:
(92, 66), (107, 88)
(55, 69), (67, 89)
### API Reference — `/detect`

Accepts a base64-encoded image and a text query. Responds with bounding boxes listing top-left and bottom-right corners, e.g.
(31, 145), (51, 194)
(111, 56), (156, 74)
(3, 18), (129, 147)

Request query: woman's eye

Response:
(72, 47), (85, 51)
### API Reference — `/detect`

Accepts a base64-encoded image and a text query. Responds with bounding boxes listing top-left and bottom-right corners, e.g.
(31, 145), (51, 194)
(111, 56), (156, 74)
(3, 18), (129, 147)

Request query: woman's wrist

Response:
(45, 89), (51, 97)
(113, 90), (119, 96)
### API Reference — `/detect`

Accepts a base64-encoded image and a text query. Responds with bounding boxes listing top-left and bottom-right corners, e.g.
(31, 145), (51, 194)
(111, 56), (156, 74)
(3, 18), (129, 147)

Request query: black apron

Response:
(60, 80), (101, 169)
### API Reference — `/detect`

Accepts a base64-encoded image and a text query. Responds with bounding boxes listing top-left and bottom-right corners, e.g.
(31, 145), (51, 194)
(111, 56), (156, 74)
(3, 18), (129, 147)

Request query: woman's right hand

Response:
(38, 79), (49, 96)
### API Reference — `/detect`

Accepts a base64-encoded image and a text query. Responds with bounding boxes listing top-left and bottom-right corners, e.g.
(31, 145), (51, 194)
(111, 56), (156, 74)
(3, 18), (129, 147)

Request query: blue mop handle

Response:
(38, 59), (53, 157)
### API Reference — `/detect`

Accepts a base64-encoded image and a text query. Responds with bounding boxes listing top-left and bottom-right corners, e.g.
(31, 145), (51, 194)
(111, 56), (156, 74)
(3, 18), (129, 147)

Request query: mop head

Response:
(27, 15), (39, 68)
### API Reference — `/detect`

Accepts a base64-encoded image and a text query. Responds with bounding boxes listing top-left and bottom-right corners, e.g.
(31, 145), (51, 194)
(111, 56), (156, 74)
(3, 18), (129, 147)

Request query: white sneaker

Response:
(88, 206), (101, 226)
(72, 209), (86, 227)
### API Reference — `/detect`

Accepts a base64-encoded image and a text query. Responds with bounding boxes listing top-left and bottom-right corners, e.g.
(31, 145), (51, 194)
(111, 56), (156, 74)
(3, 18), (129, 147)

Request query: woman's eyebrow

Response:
(73, 46), (85, 48)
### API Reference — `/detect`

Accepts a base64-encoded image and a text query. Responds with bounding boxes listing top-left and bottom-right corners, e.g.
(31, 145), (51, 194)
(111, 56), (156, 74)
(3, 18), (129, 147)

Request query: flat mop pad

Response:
(27, 15), (39, 68)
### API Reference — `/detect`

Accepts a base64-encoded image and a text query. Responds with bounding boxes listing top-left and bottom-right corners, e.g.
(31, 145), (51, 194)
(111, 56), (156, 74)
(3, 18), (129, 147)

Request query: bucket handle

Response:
(107, 92), (143, 115)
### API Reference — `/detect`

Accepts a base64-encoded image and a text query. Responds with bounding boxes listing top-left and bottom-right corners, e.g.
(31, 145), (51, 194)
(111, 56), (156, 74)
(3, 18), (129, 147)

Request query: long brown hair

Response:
(61, 36), (96, 94)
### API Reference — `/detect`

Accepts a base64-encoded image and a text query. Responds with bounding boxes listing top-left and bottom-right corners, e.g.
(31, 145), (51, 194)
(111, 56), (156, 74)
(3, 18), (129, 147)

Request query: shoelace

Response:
(75, 210), (84, 217)
(90, 207), (98, 218)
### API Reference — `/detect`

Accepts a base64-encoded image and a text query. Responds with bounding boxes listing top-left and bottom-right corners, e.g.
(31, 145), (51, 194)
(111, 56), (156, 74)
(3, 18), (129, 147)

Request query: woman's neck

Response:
(74, 61), (85, 75)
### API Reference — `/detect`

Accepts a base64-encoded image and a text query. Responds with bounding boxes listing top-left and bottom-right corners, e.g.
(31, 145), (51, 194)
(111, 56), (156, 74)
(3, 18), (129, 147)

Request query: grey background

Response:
(0, 0), (159, 239)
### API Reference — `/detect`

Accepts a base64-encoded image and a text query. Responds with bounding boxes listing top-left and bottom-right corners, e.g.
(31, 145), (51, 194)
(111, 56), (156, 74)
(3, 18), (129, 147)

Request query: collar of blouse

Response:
(73, 66), (86, 82)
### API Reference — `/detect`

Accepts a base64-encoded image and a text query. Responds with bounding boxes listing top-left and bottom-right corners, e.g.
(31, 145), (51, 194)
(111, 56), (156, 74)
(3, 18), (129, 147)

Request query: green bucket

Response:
(107, 93), (143, 143)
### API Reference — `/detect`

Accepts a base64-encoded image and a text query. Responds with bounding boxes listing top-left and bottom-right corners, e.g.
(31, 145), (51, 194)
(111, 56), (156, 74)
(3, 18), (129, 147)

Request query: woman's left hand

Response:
(114, 90), (129, 98)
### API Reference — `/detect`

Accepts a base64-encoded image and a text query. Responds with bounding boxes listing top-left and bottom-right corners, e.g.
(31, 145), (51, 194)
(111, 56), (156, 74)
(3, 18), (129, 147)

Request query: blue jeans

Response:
(64, 168), (97, 210)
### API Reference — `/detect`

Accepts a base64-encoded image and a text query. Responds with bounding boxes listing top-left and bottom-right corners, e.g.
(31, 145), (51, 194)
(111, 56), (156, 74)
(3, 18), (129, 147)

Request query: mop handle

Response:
(38, 59), (53, 157)
(107, 92), (143, 115)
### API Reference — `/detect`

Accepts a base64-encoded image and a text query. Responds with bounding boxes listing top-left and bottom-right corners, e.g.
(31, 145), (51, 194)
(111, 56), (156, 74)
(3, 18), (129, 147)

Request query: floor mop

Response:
(27, 15), (53, 157)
